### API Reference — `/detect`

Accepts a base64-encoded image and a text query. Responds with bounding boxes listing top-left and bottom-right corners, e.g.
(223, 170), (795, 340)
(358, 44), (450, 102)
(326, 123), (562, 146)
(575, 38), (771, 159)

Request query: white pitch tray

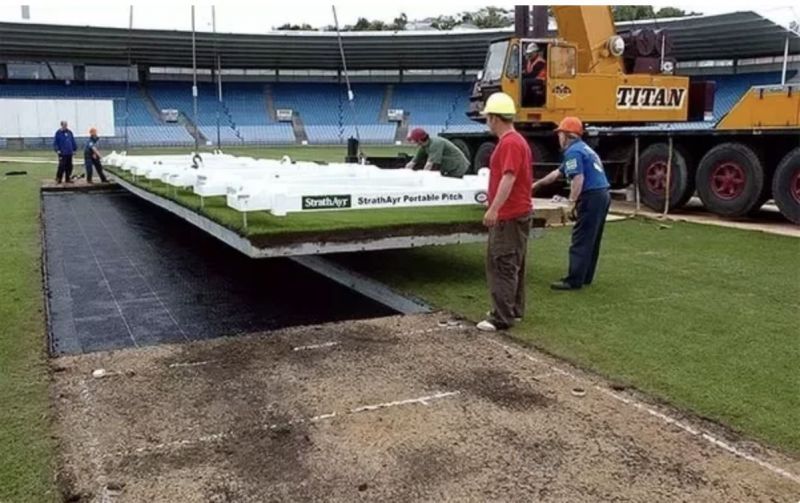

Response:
(193, 162), (380, 197)
(227, 169), (489, 216)
(105, 152), (490, 217)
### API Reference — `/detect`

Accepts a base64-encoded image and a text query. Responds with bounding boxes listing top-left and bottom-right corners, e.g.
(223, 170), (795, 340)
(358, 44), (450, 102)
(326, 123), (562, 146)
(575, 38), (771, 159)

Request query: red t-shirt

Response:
(488, 130), (533, 221)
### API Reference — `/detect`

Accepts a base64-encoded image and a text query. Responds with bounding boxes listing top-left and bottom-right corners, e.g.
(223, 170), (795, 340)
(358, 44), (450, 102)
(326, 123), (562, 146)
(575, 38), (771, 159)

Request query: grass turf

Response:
(343, 218), (800, 453)
(0, 162), (57, 501)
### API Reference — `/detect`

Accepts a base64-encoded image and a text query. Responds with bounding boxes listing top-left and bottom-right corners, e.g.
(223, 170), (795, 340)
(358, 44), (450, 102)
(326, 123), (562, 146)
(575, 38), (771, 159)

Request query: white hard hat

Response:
(525, 43), (540, 56)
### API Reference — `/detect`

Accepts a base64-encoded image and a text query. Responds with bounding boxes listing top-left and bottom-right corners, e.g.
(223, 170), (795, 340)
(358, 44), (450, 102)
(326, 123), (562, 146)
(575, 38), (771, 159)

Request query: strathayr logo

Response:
(553, 84), (572, 99)
(301, 194), (352, 210)
(616, 86), (686, 109)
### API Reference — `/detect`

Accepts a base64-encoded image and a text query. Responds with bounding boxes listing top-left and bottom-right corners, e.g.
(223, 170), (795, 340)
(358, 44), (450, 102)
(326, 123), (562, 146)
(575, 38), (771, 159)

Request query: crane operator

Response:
(523, 43), (547, 107)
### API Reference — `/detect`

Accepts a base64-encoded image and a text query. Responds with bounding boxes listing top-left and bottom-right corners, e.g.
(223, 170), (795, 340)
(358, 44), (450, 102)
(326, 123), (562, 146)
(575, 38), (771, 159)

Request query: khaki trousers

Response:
(486, 214), (532, 328)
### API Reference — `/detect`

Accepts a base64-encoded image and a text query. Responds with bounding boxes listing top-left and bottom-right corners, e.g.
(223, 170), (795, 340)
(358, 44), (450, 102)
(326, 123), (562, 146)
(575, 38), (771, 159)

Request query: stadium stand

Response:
(0, 71), (793, 146)
(700, 71), (797, 119)
(0, 80), (193, 145)
(148, 82), (294, 144)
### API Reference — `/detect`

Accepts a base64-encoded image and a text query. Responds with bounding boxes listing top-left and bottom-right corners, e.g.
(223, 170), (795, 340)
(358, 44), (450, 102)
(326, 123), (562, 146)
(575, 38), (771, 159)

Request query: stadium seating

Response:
(1, 71), (792, 146)
(393, 82), (473, 125)
(698, 71), (797, 119)
(305, 124), (397, 144)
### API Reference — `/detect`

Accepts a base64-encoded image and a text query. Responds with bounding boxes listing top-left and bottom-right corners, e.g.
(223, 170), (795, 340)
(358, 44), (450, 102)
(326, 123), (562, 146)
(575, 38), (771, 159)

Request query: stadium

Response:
(0, 4), (799, 502)
(0, 11), (797, 148)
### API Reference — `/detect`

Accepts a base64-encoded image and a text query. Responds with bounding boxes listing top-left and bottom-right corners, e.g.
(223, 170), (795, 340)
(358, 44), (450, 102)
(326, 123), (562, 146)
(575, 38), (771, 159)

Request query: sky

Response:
(0, 1), (797, 33)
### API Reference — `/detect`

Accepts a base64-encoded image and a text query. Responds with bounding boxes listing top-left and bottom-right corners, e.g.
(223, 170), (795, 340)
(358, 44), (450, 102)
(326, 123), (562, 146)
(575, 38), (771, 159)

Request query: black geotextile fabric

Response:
(43, 191), (392, 355)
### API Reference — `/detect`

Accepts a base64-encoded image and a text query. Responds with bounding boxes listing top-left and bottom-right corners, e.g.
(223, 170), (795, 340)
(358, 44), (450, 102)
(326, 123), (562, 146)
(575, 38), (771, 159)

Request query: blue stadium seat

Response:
(698, 71), (796, 119)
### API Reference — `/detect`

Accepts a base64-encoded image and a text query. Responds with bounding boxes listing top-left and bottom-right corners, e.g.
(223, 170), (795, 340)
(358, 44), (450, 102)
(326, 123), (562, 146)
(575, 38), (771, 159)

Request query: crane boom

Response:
(552, 6), (623, 74)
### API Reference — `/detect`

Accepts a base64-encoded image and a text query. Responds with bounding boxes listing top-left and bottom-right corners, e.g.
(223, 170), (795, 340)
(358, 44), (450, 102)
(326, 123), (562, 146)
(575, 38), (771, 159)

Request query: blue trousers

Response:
(84, 156), (107, 182)
(564, 188), (610, 287)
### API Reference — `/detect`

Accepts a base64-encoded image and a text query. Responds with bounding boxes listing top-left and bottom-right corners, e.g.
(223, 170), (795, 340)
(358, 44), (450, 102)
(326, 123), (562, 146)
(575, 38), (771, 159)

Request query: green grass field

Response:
(0, 147), (797, 501)
(343, 219), (800, 453)
(0, 162), (57, 501)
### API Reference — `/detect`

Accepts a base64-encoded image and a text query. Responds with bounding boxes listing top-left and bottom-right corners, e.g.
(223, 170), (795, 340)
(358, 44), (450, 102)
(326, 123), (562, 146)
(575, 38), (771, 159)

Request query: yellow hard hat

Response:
(480, 92), (516, 116)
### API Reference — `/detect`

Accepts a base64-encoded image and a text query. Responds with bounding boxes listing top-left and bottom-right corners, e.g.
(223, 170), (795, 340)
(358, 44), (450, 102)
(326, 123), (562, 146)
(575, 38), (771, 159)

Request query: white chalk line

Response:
(486, 338), (800, 486)
(599, 388), (800, 486)
(168, 360), (214, 368)
(113, 391), (458, 458)
(288, 324), (466, 352)
(293, 341), (341, 351)
(351, 391), (459, 413)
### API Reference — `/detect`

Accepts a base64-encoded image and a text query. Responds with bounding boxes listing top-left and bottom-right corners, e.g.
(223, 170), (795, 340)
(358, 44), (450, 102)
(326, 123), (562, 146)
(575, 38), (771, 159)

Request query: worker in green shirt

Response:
(405, 128), (470, 178)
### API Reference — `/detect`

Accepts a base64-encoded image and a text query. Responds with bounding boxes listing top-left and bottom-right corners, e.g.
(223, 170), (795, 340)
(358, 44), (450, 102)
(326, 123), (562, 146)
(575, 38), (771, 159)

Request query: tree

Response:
(430, 15), (459, 31)
(350, 17), (373, 31)
(276, 23), (315, 31)
(391, 13), (408, 31)
(613, 5), (699, 22)
(464, 7), (513, 29)
(655, 7), (694, 18)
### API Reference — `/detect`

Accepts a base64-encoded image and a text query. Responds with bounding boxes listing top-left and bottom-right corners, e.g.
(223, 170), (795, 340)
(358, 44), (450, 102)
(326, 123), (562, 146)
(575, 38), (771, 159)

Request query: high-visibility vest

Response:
(525, 56), (546, 79)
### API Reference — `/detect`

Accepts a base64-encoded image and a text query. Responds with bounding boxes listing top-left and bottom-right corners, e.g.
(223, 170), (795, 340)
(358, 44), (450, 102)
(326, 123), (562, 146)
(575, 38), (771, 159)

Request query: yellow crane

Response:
(444, 6), (800, 224)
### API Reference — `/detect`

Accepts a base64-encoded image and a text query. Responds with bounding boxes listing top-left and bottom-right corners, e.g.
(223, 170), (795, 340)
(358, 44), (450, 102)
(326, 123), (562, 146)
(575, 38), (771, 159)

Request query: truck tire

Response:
(637, 143), (693, 211)
(451, 139), (472, 170)
(529, 139), (562, 198)
(473, 141), (496, 172)
(772, 147), (800, 225)
(696, 143), (764, 217)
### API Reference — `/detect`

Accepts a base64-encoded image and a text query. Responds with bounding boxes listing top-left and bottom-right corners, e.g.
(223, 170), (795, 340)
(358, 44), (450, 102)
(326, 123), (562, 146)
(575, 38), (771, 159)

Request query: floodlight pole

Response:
(781, 36), (789, 85)
(213, 5), (222, 151)
(191, 5), (199, 153)
(124, 5), (133, 153)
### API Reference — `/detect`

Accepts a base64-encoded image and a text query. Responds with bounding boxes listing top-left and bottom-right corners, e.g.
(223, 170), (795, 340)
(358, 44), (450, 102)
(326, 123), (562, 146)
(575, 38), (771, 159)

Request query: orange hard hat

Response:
(555, 117), (583, 135)
(89, 127), (98, 135)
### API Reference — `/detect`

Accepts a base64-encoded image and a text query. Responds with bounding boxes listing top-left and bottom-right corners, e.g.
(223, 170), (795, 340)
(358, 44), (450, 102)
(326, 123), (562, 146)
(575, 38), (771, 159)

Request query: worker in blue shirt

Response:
(533, 117), (611, 290)
(83, 128), (108, 183)
(53, 120), (78, 184)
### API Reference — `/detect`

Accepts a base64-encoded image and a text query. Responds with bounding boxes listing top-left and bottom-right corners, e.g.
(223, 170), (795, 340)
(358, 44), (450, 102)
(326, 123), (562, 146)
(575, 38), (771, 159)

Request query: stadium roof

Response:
(0, 11), (797, 70)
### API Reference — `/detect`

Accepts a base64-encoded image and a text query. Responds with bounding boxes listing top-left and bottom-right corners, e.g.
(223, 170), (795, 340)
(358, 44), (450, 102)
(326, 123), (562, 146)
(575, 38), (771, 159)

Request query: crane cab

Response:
(469, 35), (692, 128)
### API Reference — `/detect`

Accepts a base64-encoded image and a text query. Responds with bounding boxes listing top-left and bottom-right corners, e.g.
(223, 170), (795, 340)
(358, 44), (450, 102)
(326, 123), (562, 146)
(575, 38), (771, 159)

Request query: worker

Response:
(476, 92), (533, 332)
(83, 128), (108, 184)
(524, 43), (547, 78)
(523, 43), (547, 107)
(533, 117), (610, 290)
(53, 120), (77, 184)
(405, 128), (469, 178)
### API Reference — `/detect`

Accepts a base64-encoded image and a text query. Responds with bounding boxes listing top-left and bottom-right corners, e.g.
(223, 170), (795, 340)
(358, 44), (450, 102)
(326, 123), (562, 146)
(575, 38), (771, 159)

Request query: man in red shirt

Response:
(477, 92), (534, 331)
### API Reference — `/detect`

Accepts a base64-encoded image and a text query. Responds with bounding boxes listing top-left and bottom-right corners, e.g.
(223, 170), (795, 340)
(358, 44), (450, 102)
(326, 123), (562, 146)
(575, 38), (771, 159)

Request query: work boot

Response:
(486, 310), (522, 323)
(476, 320), (499, 332)
(550, 280), (580, 291)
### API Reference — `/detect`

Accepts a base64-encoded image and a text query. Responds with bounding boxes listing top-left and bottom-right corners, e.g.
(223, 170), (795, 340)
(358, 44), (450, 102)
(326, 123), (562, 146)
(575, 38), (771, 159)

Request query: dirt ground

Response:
(52, 314), (800, 502)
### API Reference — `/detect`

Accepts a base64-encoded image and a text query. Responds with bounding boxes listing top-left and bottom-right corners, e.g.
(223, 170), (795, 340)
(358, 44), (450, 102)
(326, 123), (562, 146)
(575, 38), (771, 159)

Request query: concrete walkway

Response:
(611, 199), (799, 238)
